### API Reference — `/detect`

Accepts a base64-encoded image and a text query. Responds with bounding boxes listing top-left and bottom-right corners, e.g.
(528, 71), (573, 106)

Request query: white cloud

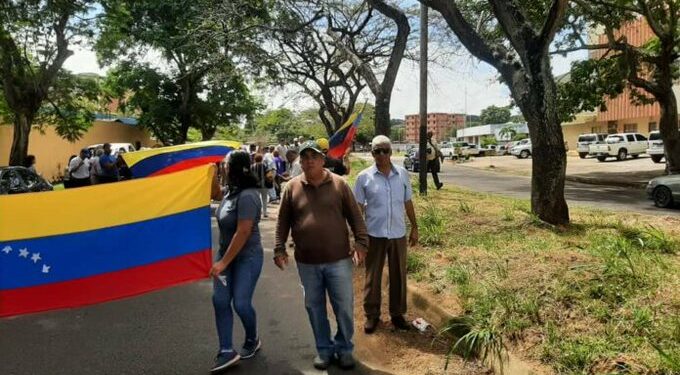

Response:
(63, 46), (107, 75)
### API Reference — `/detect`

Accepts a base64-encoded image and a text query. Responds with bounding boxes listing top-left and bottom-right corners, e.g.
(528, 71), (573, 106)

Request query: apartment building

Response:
(404, 113), (466, 143)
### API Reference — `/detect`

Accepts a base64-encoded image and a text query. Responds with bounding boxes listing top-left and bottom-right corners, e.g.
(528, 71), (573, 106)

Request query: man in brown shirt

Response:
(274, 140), (368, 371)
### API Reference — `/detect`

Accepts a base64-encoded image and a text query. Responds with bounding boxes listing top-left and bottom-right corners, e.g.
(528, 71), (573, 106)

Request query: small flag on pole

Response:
(327, 107), (365, 159)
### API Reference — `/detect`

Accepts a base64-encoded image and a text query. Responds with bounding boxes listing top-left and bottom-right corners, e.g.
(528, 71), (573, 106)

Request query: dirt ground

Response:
(351, 269), (490, 375)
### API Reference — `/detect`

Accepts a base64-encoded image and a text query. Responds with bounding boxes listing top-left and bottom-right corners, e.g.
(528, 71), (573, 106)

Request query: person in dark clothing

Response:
(426, 131), (443, 190)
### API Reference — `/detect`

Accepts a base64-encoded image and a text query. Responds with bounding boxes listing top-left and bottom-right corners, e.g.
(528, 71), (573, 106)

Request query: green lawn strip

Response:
(348, 167), (679, 374)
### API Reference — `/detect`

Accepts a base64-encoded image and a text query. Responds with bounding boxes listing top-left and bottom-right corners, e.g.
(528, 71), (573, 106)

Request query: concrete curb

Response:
(407, 285), (546, 375)
(565, 175), (648, 189)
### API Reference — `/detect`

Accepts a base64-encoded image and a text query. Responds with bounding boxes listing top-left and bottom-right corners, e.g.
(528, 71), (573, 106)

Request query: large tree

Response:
(0, 0), (96, 166)
(271, 1), (368, 137)
(327, 0), (411, 137)
(559, 0), (680, 174)
(480, 104), (511, 124)
(97, 0), (269, 144)
(420, 0), (570, 225)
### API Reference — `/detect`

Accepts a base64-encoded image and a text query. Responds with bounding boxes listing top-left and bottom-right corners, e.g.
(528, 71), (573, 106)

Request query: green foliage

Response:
(497, 126), (517, 141)
(97, 0), (268, 144)
(0, 0), (97, 163)
(480, 136), (497, 147)
(406, 251), (426, 274)
(479, 105), (511, 125)
(512, 133), (528, 141)
(418, 202), (447, 245)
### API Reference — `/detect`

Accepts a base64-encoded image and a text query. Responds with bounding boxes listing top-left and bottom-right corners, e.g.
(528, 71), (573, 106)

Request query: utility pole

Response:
(418, 4), (428, 195)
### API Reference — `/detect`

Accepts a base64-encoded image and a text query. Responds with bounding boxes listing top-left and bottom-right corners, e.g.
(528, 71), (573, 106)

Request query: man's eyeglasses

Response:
(372, 148), (391, 155)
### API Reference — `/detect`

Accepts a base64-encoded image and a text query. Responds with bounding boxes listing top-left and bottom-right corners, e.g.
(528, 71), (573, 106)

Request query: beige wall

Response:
(0, 121), (156, 181)
(561, 116), (658, 153)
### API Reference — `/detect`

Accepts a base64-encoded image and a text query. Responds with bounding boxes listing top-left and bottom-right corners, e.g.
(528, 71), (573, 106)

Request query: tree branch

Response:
(538, 0), (568, 50)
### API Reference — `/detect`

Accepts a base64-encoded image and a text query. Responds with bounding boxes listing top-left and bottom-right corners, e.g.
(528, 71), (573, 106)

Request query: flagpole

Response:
(418, 4), (428, 196)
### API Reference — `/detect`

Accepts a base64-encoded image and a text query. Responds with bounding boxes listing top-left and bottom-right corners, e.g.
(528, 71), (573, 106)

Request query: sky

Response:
(63, 41), (586, 120)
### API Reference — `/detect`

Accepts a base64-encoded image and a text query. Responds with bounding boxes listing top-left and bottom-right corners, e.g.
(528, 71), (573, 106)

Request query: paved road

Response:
(433, 164), (679, 216)
(0, 212), (385, 375)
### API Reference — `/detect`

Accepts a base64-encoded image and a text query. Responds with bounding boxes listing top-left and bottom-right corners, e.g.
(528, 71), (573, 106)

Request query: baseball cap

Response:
(299, 140), (324, 155)
(317, 138), (329, 152)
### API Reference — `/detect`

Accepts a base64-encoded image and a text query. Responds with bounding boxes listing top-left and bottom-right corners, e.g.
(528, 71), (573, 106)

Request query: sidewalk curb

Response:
(565, 175), (647, 189)
(407, 285), (546, 375)
(453, 163), (647, 190)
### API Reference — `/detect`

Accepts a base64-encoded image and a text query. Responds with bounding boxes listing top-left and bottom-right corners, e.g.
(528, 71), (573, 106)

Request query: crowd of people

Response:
(219, 137), (350, 219)
(209, 135), (418, 373)
(63, 143), (131, 188)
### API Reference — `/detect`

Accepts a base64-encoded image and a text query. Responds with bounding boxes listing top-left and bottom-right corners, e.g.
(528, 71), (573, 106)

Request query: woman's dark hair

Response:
(24, 155), (36, 167)
(227, 150), (258, 193)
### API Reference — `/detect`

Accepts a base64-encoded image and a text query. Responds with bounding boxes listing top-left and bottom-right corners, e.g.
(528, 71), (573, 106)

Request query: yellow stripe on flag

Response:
(0, 165), (215, 241)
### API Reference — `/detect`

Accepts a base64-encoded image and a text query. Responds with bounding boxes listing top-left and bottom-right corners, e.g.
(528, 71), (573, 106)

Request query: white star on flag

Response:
(42, 265), (51, 274)
(2, 246), (11, 254)
(31, 253), (42, 263)
(19, 248), (29, 258)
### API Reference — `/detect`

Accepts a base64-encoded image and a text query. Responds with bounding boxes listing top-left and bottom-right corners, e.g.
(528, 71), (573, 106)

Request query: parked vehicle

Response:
(403, 149), (420, 172)
(439, 142), (456, 160)
(647, 131), (665, 163)
(576, 133), (607, 159)
(0, 166), (53, 195)
(647, 174), (680, 208)
(462, 143), (487, 157)
(588, 133), (648, 162)
(510, 139), (532, 158)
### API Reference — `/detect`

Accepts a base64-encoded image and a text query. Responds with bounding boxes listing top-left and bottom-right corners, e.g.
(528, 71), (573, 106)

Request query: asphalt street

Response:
(0, 213), (385, 375)
(423, 161), (680, 216)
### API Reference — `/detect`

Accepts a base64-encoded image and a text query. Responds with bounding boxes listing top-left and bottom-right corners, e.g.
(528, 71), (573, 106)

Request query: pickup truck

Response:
(439, 142), (456, 160)
(510, 139), (532, 158)
(588, 133), (648, 162)
(647, 131), (665, 163)
(576, 133), (607, 159)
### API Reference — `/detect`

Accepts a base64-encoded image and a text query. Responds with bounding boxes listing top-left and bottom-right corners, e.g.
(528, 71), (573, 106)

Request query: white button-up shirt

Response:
(353, 164), (412, 239)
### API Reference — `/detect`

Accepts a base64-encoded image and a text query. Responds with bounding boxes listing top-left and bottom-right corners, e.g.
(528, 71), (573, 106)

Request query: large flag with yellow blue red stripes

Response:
(0, 165), (215, 317)
(122, 140), (240, 178)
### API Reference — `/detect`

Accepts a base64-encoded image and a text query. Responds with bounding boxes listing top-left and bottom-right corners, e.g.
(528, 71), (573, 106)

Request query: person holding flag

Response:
(318, 138), (349, 176)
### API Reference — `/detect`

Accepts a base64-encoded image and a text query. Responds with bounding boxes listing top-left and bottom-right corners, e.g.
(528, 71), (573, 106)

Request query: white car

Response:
(510, 139), (532, 158)
(647, 131), (664, 163)
(576, 133), (607, 159)
(588, 133), (648, 162)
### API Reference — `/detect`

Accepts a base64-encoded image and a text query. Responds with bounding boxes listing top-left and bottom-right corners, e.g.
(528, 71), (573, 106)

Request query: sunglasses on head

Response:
(372, 148), (391, 155)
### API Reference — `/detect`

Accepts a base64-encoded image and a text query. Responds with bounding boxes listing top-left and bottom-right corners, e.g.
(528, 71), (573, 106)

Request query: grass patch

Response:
(405, 183), (680, 374)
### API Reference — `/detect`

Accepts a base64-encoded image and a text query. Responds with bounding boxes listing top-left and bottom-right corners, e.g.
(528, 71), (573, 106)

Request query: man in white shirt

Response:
(68, 148), (91, 188)
(275, 140), (288, 159)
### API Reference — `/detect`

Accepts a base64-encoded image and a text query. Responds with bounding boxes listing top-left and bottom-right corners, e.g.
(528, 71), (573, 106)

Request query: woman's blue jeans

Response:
(212, 253), (263, 351)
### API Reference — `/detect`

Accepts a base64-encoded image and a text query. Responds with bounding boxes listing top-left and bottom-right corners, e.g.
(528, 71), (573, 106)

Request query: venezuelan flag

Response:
(123, 140), (240, 178)
(327, 109), (364, 159)
(0, 165), (214, 318)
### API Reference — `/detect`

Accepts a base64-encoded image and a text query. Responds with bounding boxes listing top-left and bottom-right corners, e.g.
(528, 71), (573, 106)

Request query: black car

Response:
(403, 149), (421, 172)
(0, 166), (53, 195)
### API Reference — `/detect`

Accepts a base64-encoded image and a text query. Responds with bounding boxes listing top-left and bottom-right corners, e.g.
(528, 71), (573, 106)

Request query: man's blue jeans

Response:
(296, 257), (354, 359)
(212, 253), (263, 351)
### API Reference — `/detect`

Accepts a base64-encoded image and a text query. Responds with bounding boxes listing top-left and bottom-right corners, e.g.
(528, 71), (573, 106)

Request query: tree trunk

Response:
(657, 88), (680, 174)
(201, 125), (216, 141)
(514, 58), (569, 225)
(9, 113), (32, 167)
(374, 92), (391, 136)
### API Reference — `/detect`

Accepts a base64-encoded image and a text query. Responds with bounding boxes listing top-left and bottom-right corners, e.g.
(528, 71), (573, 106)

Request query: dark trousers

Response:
(67, 177), (91, 188)
(427, 160), (441, 186)
(364, 236), (407, 319)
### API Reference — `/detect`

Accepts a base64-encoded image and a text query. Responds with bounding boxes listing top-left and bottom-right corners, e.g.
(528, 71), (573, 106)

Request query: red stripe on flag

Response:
(148, 156), (224, 177)
(0, 250), (211, 318)
(327, 127), (358, 159)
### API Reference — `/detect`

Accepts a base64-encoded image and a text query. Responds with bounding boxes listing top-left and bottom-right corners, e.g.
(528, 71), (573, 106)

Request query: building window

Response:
(624, 123), (637, 132)
(607, 122), (618, 134)
(648, 122), (658, 132)
(591, 126), (603, 133)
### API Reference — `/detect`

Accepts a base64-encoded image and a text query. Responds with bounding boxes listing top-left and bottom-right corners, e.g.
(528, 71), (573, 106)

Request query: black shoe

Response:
(436, 183), (443, 190)
(337, 352), (356, 370)
(313, 355), (331, 370)
(211, 350), (240, 372)
(240, 338), (261, 359)
(392, 315), (411, 331)
(364, 317), (380, 334)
